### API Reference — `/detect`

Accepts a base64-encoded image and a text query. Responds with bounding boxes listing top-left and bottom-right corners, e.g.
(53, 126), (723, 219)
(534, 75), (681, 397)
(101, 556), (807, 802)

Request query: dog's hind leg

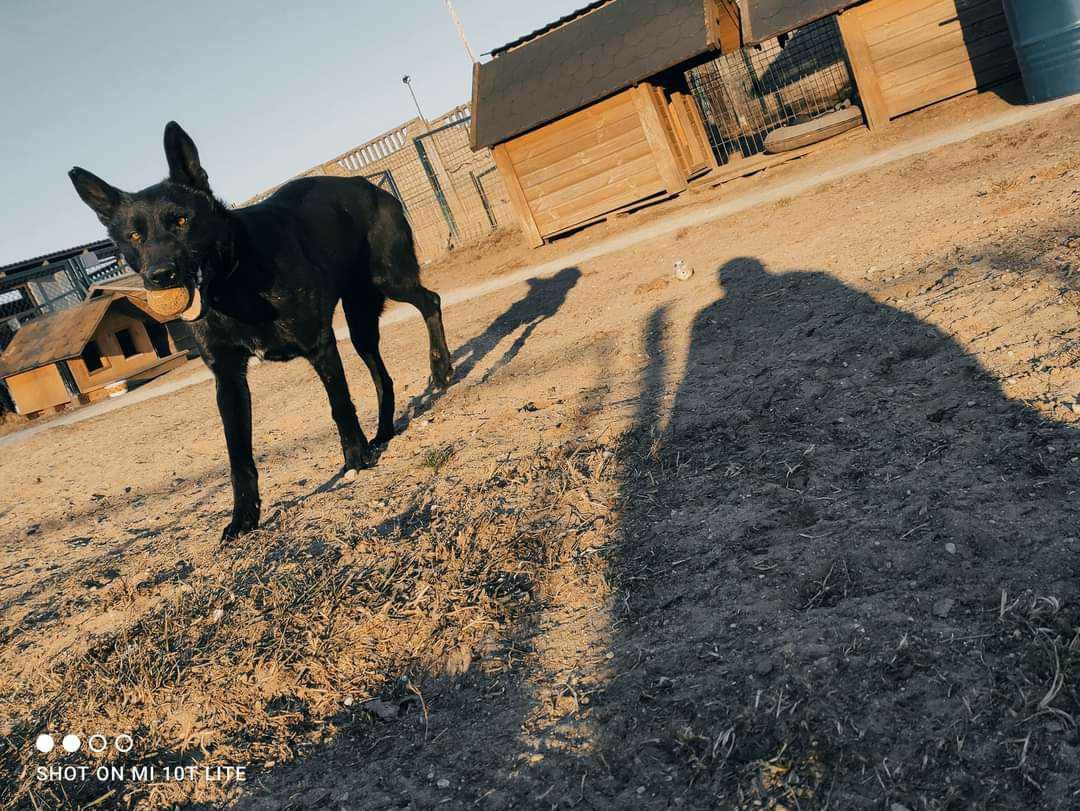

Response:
(342, 288), (395, 444)
(371, 225), (453, 389)
(380, 276), (452, 390)
(307, 338), (375, 472)
(389, 280), (452, 390)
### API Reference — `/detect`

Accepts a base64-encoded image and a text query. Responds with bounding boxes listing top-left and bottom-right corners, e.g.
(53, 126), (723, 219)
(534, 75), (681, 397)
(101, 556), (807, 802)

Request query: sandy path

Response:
(4, 91), (1078, 451)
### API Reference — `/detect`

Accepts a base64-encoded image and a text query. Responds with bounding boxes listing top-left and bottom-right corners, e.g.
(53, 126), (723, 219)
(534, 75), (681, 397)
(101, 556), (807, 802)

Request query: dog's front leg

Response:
(211, 353), (261, 539)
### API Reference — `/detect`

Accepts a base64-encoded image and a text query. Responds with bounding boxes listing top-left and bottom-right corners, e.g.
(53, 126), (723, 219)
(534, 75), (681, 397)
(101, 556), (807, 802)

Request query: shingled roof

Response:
(488, 0), (612, 57)
(741, 0), (856, 44)
(471, 0), (724, 149)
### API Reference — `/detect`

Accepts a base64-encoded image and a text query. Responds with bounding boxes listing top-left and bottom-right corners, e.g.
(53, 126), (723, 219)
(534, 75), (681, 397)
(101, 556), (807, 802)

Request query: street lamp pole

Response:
(401, 75), (426, 124)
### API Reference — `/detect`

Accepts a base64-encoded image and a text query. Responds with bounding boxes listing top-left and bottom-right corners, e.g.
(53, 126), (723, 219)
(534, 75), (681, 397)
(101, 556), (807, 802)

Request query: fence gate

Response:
(412, 135), (461, 242)
(687, 15), (856, 164)
(414, 116), (513, 246)
(364, 170), (407, 211)
(472, 167), (506, 229)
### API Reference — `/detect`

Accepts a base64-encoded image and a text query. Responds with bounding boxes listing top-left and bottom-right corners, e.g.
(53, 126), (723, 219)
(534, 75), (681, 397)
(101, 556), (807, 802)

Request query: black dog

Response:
(69, 122), (454, 539)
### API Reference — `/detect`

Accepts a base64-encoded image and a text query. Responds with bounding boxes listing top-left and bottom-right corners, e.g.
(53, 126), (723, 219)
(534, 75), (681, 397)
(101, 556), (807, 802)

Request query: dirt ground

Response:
(2, 86), (1079, 809)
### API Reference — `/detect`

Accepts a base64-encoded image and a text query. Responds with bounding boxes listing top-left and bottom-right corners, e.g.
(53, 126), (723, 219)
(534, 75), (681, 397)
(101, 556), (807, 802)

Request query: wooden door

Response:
(498, 88), (668, 242)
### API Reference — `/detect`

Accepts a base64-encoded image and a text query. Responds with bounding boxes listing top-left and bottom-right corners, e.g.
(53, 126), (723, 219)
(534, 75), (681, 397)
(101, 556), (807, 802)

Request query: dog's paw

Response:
(345, 443), (377, 471)
(431, 364), (454, 391)
(221, 516), (258, 541)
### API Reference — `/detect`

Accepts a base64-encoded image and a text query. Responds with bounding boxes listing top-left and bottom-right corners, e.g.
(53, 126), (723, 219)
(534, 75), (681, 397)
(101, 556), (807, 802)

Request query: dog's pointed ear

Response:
(164, 121), (211, 193)
(69, 167), (122, 222)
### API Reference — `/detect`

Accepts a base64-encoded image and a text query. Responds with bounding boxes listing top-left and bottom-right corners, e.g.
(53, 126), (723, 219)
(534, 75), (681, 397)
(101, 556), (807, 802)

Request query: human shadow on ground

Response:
(398, 267), (581, 427)
(584, 258), (1080, 807)
(233, 256), (1078, 809)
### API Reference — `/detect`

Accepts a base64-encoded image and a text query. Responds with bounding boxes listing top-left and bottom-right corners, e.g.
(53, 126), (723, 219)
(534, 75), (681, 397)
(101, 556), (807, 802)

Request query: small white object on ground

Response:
(673, 259), (694, 281)
(343, 469), (358, 482)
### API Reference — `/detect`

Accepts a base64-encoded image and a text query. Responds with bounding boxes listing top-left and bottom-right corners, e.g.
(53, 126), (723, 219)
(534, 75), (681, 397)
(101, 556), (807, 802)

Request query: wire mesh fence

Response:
(414, 118), (515, 245)
(0, 289), (38, 353)
(473, 166), (512, 230)
(248, 107), (515, 264)
(686, 15), (856, 164)
(0, 250), (127, 352)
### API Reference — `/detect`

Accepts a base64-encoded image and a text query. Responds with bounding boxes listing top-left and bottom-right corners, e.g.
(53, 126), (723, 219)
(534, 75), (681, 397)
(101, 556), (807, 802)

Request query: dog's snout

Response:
(147, 266), (180, 289)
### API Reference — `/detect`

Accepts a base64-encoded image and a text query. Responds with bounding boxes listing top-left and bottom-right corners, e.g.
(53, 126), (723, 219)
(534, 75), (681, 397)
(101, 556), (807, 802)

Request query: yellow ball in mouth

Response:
(145, 286), (192, 318)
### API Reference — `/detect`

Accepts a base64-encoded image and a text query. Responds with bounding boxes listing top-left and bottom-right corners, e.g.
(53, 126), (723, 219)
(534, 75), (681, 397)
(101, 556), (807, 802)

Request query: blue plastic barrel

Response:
(1003, 0), (1080, 102)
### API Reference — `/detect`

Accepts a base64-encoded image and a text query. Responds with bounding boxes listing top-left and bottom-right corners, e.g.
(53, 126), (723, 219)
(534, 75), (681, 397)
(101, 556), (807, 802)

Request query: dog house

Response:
(471, 0), (742, 246)
(676, 0), (1019, 133)
(728, 0), (1018, 129)
(686, 0), (1019, 157)
(474, 0), (1020, 246)
(834, 0), (1019, 128)
(0, 293), (187, 415)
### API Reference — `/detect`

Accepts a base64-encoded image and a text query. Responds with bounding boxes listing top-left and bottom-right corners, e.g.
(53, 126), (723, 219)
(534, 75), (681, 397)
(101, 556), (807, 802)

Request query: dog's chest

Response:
(197, 312), (318, 363)
(245, 321), (311, 362)
(251, 339), (304, 362)
(198, 281), (330, 362)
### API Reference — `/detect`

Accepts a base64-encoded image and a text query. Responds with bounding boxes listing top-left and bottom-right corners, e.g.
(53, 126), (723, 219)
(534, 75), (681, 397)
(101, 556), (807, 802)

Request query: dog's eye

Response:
(129, 231), (141, 242)
(176, 216), (188, 227)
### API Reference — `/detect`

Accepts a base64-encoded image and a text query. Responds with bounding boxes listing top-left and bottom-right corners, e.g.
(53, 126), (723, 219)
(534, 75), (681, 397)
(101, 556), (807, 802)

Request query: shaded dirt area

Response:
(1, 91), (1079, 809)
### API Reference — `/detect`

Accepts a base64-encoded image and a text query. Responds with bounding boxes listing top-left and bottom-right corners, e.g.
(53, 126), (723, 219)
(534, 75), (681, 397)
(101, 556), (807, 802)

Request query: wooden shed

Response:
(733, 0), (1019, 130)
(473, 0), (1020, 247)
(471, 0), (741, 246)
(833, 0), (1019, 129)
(0, 293), (187, 415)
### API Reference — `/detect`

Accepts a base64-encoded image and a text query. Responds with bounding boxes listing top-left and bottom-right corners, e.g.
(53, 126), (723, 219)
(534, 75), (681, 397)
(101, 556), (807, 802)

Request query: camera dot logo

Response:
(35, 732), (133, 756)
(34, 734), (54, 754)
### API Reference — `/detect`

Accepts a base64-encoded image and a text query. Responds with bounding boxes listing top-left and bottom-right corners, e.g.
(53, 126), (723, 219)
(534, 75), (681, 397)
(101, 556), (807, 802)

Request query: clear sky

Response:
(0, 0), (582, 266)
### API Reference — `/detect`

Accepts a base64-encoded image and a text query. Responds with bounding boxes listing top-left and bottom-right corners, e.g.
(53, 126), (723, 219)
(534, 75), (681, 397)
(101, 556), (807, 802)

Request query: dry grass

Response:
(0, 438), (615, 809)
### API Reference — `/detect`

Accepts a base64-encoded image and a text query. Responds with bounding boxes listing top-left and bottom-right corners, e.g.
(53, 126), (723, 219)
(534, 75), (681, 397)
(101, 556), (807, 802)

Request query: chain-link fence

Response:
(414, 117), (515, 245)
(687, 15), (856, 164)
(0, 250), (126, 352)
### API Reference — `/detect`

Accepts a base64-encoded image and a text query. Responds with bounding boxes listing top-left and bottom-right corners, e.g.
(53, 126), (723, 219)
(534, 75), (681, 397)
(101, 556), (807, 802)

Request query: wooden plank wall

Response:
(66, 313), (170, 393)
(840, 0), (1018, 123)
(667, 89), (717, 176)
(501, 88), (667, 241)
(6, 364), (71, 414)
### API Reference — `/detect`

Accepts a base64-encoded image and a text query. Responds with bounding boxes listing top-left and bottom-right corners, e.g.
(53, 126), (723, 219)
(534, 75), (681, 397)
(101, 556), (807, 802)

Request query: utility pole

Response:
(443, 0), (477, 64)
